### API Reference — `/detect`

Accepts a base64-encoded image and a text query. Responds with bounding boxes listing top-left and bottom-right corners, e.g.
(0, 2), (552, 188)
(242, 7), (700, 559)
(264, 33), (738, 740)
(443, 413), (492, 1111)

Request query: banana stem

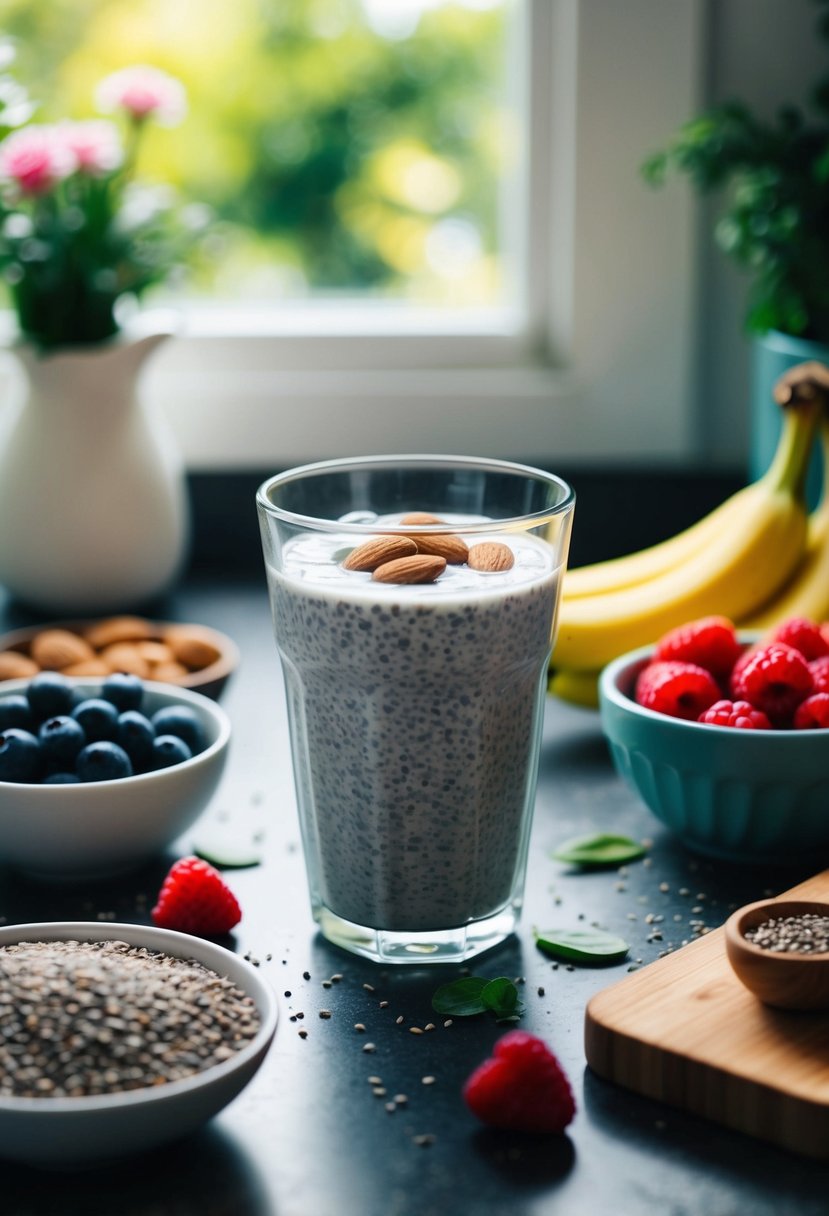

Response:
(762, 402), (820, 500)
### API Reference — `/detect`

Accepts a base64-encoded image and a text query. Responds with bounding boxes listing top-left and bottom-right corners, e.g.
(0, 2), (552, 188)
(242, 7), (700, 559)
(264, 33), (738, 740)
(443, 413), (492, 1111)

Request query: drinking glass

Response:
(257, 455), (574, 963)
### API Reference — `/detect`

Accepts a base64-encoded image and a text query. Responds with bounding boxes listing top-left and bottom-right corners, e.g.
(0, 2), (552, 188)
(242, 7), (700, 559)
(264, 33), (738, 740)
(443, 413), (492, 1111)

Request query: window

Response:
(3, 1), (704, 469)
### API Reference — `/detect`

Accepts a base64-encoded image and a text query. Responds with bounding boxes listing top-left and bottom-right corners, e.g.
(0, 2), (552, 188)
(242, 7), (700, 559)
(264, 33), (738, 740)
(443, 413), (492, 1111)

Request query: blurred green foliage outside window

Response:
(3, 0), (514, 309)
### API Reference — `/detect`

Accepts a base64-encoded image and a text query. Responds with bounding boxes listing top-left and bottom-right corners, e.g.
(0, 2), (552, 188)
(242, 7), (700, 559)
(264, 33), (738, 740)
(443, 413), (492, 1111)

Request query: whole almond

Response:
(468, 541), (514, 572)
(412, 534), (468, 564)
(84, 616), (153, 649)
(136, 640), (175, 666)
(342, 535), (417, 572)
(399, 512), (445, 526)
(151, 660), (190, 683)
(62, 658), (111, 677)
(164, 626), (222, 671)
(372, 555), (446, 584)
(31, 629), (95, 671)
(0, 651), (39, 680)
(100, 642), (151, 678)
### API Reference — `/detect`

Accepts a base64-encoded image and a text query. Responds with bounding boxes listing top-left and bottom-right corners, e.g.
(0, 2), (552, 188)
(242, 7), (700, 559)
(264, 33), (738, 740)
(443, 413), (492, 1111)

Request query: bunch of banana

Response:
(549, 365), (828, 705)
(741, 413), (829, 628)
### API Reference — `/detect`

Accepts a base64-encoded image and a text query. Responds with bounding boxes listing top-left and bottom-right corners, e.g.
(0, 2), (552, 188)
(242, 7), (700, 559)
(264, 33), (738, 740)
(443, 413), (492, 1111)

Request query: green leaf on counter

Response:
(552, 833), (646, 868)
(431, 975), (523, 1021)
(481, 977), (524, 1023)
(533, 927), (629, 965)
(192, 836), (264, 869)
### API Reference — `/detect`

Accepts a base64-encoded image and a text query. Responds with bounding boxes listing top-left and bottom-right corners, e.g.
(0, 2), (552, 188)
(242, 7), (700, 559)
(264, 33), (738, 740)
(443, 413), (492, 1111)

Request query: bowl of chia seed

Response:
(0, 921), (278, 1167)
(724, 898), (829, 1011)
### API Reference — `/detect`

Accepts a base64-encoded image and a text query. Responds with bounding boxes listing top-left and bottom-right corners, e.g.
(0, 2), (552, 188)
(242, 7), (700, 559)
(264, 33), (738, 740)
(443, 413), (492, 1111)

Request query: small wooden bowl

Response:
(0, 618), (239, 701)
(724, 899), (829, 1011)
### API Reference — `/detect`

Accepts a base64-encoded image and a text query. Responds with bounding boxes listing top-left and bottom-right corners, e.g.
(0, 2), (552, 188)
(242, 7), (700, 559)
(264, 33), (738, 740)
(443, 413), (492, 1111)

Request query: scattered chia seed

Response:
(302, 970), (311, 980)
(367, 1075), (382, 1084)
(298, 1029), (308, 1039)
(424, 1023), (436, 1032)
(443, 1019), (453, 1028)
(0, 940), (260, 1099)
(413, 1134), (436, 1148)
(319, 1010), (332, 1019)
(394, 1093), (408, 1104)
(746, 913), (829, 954)
(537, 986), (545, 997)
(379, 1000), (389, 1008)
(363, 983), (375, 992)
(362, 1043), (376, 1053)
(409, 1027), (424, 1035)
(354, 1023), (367, 1032)
(372, 1086), (387, 1097)
(396, 1016), (404, 1025)
(422, 1075), (436, 1085)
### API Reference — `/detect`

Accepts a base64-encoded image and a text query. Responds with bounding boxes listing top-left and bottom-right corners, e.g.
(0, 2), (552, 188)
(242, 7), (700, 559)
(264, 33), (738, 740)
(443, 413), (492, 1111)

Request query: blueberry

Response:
(0, 728), (41, 782)
(101, 673), (144, 713)
(150, 706), (206, 756)
(27, 672), (74, 721)
(39, 715), (87, 768)
(151, 734), (192, 770)
(72, 698), (119, 742)
(76, 741), (133, 782)
(116, 710), (155, 769)
(43, 771), (81, 784)
(0, 694), (36, 733)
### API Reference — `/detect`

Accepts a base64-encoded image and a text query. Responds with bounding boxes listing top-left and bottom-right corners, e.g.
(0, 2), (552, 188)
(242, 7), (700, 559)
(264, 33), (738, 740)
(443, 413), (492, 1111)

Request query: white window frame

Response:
(143, 0), (704, 470)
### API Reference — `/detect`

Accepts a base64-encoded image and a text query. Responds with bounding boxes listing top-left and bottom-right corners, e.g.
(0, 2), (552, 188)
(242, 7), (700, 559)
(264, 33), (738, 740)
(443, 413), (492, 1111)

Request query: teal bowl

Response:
(599, 641), (829, 864)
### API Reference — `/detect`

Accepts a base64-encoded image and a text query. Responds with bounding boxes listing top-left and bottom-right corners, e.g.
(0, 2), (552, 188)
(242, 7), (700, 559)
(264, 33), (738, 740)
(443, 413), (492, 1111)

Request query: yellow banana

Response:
(563, 480), (768, 599)
(741, 420), (829, 628)
(552, 403), (818, 672)
(548, 666), (601, 708)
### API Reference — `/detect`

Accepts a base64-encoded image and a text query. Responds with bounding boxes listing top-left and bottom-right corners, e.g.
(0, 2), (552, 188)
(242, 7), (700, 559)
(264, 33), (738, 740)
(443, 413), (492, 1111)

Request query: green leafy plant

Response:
(0, 47), (207, 350)
(642, 0), (829, 344)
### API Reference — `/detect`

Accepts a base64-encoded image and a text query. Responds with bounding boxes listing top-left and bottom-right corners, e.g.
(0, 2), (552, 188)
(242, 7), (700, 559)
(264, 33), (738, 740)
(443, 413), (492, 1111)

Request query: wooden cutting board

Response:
(585, 869), (829, 1160)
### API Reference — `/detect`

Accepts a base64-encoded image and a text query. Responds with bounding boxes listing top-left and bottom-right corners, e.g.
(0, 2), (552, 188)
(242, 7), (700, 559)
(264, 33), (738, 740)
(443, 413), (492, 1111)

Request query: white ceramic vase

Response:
(0, 326), (189, 614)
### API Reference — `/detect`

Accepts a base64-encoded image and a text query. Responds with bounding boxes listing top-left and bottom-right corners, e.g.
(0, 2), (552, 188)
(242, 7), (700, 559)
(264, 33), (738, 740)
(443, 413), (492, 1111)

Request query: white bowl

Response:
(0, 921), (278, 1167)
(0, 677), (231, 879)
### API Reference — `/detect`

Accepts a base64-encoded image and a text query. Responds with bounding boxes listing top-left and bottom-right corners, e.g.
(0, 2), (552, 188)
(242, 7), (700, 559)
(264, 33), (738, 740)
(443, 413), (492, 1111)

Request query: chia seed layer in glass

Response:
(268, 527), (559, 933)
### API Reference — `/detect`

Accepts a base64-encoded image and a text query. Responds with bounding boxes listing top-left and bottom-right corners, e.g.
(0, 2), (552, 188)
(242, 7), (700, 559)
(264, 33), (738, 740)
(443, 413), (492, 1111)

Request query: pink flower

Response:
(95, 65), (187, 127)
(59, 121), (123, 176)
(0, 125), (77, 195)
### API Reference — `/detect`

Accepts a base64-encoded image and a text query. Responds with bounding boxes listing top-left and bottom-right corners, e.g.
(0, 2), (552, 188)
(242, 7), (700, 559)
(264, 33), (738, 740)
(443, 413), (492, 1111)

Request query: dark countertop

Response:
(3, 471), (829, 1216)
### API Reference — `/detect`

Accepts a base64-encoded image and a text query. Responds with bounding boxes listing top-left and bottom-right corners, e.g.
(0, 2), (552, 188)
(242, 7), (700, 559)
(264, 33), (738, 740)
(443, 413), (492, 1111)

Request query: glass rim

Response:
(256, 453), (575, 535)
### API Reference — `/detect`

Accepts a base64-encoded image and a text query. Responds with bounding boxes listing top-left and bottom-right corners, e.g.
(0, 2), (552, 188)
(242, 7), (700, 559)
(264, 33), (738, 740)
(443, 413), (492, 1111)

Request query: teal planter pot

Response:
(750, 330), (827, 508)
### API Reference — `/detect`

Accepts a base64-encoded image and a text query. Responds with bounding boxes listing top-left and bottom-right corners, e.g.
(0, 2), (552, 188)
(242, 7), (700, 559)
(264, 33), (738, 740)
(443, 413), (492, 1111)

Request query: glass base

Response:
(315, 902), (520, 965)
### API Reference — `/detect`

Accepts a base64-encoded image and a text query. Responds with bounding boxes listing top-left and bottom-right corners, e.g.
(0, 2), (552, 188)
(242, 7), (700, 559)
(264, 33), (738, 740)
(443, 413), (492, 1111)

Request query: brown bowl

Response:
(724, 898), (829, 1011)
(0, 617), (239, 701)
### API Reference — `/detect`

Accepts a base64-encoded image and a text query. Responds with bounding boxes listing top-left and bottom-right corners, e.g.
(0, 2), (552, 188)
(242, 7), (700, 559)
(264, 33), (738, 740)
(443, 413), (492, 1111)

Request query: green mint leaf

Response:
(431, 975), (524, 1021)
(192, 836), (264, 869)
(552, 833), (646, 868)
(533, 927), (630, 965)
(431, 976), (488, 1017)
(480, 977), (523, 1021)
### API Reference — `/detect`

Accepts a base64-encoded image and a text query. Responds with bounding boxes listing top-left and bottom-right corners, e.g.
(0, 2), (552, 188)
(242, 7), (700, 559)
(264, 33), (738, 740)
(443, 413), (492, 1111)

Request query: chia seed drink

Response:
(257, 457), (574, 963)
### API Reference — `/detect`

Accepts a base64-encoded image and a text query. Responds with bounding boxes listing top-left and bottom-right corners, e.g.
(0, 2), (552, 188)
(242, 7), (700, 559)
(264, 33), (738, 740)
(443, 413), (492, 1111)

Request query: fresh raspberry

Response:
(463, 1030), (576, 1134)
(809, 656), (829, 695)
(730, 642), (813, 725)
(151, 856), (242, 937)
(634, 661), (721, 721)
(793, 693), (829, 730)
(697, 699), (772, 729)
(654, 615), (741, 678)
(768, 617), (829, 661)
